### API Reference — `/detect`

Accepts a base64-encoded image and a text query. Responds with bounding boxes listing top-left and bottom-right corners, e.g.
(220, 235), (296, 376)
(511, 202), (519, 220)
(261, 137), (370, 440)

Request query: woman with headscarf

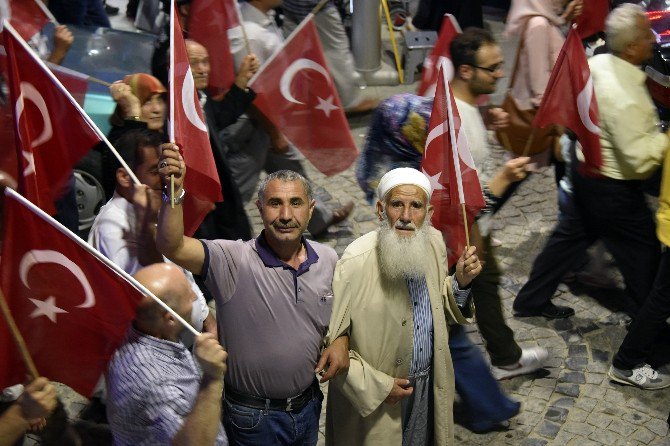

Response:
(504, 0), (583, 110)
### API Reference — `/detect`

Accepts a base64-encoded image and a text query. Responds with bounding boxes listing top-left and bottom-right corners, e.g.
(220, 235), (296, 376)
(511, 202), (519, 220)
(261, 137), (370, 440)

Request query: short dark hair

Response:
(102, 129), (166, 199)
(257, 170), (313, 204)
(450, 27), (496, 71)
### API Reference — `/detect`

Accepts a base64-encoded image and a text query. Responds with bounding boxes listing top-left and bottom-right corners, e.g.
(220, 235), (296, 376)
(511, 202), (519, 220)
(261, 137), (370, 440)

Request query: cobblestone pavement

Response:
(44, 6), (670, 446)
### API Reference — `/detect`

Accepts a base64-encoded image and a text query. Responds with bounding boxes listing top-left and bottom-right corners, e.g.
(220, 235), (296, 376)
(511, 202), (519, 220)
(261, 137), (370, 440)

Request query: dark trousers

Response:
(514, 189), (592, 313)
(613, 247), (670, 369)
(515, 173), (660, 314)
(471, 236), (522, 366)
(450, 324), (520, 431)
(49, 0), (111, 27)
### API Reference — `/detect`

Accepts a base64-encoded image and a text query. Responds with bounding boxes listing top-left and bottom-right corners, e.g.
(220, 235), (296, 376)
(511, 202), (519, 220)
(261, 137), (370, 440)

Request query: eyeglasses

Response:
(468, 63), (504, 73)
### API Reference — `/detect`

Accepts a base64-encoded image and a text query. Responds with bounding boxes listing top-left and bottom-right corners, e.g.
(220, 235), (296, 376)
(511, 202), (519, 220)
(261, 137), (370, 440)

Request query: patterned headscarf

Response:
(122, 73), (166, 105)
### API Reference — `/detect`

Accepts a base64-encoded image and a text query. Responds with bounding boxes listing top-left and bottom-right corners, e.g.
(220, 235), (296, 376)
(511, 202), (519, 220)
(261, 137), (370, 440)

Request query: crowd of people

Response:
(2, 0), (670, 445)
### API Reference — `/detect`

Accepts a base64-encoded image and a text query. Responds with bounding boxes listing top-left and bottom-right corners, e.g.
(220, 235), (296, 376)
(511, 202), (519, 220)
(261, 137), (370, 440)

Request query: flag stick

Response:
(171, 175), (175, 208)
(87, 76), (112, 87)
(169, 0), (177, 206)
(461, 203), (470, 247)
(34, 0), (58, 24)
(0, 288), (40, 379)
(232, 1), (252, 56)
(4, 188), (200, 336)
(522, 128), (536, 157)
(311, 0), (331, 15)
(3, 21), (142, 187)
(380, 0), (404, 84)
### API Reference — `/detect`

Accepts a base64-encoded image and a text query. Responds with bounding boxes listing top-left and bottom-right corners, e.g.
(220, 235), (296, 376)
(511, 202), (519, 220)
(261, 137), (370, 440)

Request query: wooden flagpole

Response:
(461, 203), (470, 247)
(0, 289), (40, 379)
(522, 128), (536, 157)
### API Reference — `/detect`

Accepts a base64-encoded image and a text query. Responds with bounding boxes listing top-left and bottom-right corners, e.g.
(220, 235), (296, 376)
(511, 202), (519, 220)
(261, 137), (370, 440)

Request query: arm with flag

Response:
(168, 0), (223, 235)
(0, 187), (198, 397)
(420, 65), (485, 267)
(532, 26), (603, 176)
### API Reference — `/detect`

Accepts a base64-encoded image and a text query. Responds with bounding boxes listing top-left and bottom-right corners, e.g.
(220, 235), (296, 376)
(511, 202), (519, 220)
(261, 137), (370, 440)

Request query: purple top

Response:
(200, 232), (338, 398)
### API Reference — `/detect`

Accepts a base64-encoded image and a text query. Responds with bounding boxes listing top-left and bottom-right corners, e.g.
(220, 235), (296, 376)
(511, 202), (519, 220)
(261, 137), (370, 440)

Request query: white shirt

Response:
(88, 194), (209, 335)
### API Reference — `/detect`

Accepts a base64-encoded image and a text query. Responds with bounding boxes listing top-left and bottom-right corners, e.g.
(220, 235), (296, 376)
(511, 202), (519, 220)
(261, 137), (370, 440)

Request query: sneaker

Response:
(491, 347), (548, 380)
(607, 364), (670, 390)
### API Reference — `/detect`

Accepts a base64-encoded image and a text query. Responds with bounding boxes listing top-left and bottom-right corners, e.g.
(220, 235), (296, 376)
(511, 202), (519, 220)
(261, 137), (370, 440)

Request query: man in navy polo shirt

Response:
(155, 143), (348, 445)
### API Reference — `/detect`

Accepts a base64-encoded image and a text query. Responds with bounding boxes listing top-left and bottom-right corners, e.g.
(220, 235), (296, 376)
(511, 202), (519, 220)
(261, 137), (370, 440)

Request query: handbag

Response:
(495, 21), (558, 156)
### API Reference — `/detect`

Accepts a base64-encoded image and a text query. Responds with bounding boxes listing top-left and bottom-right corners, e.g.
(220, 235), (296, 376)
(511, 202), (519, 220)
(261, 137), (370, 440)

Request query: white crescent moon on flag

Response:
(280, 58), (331, 105)
(456, 127), (476, 170)
(182, 67), (208, 132)
(577, 76), (601, 135)
(19, 249), (96, 309)
(15, 82), (53, 148)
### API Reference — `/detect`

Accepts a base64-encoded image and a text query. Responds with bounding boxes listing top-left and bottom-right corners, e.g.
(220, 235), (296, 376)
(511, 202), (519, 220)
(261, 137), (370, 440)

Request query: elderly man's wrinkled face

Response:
(186, 41), (210, 91)
(376, 184), (433, 237)
(376, 185), (434, 280)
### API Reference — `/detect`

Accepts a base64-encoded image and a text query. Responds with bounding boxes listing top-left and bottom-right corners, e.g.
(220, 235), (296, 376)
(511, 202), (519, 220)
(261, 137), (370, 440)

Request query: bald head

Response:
(133, 263), (194, 339)
(185, 39), (210, 90)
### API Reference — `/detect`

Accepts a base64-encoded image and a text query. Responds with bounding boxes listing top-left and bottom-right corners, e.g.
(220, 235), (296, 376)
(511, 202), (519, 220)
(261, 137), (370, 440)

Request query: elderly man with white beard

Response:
(324, 167), (482, 446)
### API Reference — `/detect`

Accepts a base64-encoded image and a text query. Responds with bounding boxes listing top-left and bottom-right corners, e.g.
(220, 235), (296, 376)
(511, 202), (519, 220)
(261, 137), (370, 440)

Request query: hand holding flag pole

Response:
(3, 21), (143, 188)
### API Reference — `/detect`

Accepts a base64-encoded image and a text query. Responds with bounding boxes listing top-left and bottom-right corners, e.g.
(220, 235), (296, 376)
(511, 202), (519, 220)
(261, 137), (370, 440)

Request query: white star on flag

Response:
(423, 169), (445, 191)
(314, 95), (339, 117)
(29, 296), (68, 323)
(22, 151), (35, 176)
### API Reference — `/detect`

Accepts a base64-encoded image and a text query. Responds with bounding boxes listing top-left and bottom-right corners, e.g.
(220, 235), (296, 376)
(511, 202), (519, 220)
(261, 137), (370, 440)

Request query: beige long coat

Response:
(324, 228), (473, 446)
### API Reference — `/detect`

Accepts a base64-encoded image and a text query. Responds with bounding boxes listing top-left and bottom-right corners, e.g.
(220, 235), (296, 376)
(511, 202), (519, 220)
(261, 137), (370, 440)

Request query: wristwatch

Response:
(162, 188), (186, 205)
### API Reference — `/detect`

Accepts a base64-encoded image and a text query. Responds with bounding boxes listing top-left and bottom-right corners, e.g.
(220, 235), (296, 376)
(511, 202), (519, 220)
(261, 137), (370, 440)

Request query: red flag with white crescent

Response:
(421, 64), (485, 267)
(8, 0), (52, 41)
(169, 1), (223, 236)
(533, 27), (602, 176)
(248, 16), (358, 176)
(189, 0), (239, 97)
(417, 14), (461, 98)
(0, 189), (143, 397)
(3, 23), (101, 215)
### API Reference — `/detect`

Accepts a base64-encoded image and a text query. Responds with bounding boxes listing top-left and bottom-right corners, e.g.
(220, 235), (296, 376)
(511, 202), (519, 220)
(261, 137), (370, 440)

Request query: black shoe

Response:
(515, 303), (575, 319)
(105, 4), (119, 16)
(541, 304), (575, 319)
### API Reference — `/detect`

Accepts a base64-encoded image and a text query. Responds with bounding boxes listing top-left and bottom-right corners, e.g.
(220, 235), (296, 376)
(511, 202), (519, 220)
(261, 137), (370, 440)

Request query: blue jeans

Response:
(223, 393), (322, 446)
(450, 324), (520, 432)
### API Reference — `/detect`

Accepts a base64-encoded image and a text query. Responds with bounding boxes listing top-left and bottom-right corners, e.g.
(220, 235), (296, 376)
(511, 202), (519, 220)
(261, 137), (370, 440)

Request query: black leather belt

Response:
(225, 380), (319, 412)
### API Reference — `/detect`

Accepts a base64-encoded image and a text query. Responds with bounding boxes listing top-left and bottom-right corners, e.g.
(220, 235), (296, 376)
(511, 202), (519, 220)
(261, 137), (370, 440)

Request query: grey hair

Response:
(606, 3), (647, 54)
(257, 170), (313, 203)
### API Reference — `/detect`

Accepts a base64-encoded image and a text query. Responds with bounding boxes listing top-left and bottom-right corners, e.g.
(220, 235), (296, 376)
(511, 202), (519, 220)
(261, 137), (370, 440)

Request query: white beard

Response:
(377, 220), (431, 280)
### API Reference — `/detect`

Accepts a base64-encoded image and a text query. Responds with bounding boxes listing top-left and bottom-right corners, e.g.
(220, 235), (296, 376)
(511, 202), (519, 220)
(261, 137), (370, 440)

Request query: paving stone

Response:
(608, 419), (638, 437)
(566, 356), (589, 371)
(529, 386), (554, 401)
(622, 411), (652, 425)
(536, 420), (561, 438)
(589, 429), (623, 444)
(566, 438), (602, 446)
(586, 373), (605, 385)
(644, 418), (669, 437)
(552, 396), (576, 408)
(587, 411), (614, 429)
(591, 348), (610, 362)
(630, 426), (656, 444)
(556, 383), (581, 397)
(564, 422), (596, 436)
(520, 438), (548, 446)
(566, 407), (590, 423)
(544, 406), (569, 423)
(568, 344), (588, 356)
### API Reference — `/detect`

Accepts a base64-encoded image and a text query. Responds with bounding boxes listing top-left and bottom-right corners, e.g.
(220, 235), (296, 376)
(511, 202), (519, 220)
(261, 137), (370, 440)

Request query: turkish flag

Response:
(189, 0), (239, 97)
(46, 62), (89, 107)
(0, 189), (143, 397)
(169, 2), (223, 236)
(248, 17), (358, 176)
(8, 0), (52, 41)
(421, 64), (485, 267)
(417, 14), (461, 98)
(574, 0), (608, 39)
(3, 24), (101, 215)
(533, 27), (602, 176)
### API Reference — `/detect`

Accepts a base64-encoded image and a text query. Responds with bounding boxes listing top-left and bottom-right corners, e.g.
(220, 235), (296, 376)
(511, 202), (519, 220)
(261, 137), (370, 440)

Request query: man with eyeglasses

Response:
(449, 27), (548, 382)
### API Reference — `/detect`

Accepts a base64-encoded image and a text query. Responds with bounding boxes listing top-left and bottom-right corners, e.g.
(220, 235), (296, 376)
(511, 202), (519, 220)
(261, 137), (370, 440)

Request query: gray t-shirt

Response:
(201, 233), (338, 398)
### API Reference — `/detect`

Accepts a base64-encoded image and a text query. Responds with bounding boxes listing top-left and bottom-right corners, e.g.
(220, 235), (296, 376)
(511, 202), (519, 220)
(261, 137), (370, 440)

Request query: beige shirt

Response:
(589, 53), (669, 180)
(324, 228), (473, 446)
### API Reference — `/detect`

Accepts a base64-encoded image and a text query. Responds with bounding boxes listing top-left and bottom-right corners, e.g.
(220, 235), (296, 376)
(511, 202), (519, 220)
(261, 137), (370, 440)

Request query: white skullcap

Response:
(377, 167), (432, 201)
